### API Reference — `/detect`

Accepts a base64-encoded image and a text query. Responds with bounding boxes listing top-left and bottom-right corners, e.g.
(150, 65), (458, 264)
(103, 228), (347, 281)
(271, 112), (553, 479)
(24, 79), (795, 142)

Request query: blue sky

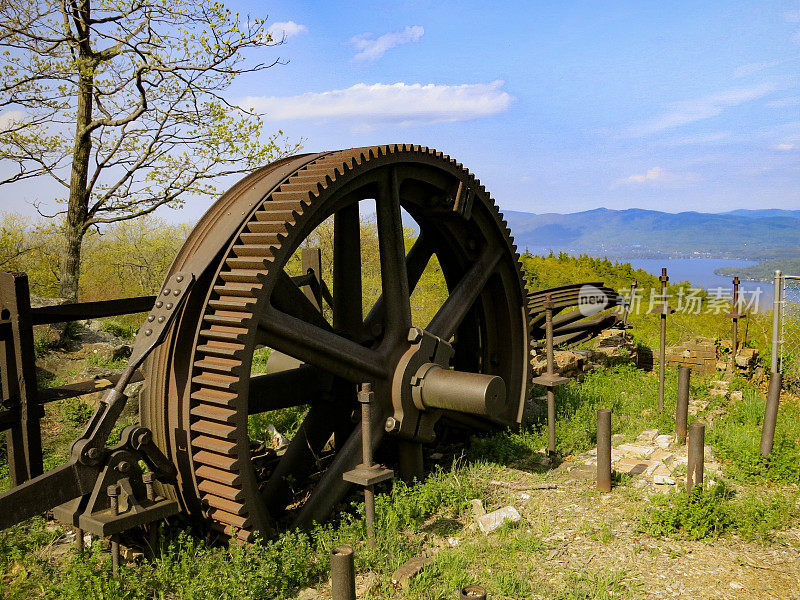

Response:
(6, 1), (800, 221)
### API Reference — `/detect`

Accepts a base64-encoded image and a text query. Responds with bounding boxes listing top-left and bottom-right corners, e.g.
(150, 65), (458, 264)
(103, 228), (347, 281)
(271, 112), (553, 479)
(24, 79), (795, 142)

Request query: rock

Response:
(470, 499), (485, 518)
(730, 390), (743, 402)
(266, 424), (289, 449)
(476, 506), (521, 534)
(617, 443), (655, 458)
(636, 429), (659, 444)
(710, 380), (730, 390)
(654, 434), (674, 449)
(297, 587), (319, 600)
(653, 474), (675, 485)
(709, 388), (728, 398)
(391, 550), (437, 587)
(735, 348), (758, 369)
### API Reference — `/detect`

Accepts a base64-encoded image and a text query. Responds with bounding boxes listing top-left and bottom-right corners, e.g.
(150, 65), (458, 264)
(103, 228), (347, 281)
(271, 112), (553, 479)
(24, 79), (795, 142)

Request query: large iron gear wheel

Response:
(141, 145), (530, 540)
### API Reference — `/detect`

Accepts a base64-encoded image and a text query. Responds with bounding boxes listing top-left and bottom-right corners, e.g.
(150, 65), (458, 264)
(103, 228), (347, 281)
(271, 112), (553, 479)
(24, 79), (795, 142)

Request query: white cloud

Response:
(618, 167), (665, 185)
(774, 143), (795, 151)
(266, 21), (307, 41)
(241, 81), (513, 124)
(628, 83), (777, 136)
(0, 110), (24, 133)
(351, 26), (424, 62)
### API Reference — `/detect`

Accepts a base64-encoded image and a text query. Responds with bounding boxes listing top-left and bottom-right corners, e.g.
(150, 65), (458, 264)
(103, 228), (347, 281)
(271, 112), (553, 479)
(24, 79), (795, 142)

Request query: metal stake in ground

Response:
(461, 584), (488, 599)
(531, 295), (569, 456)
(676, 365), (691, 444)
(771, 270), (782, 374)
(621, 280), (637, 329)
(331, 546), (356, 600)
(343, 383), (393, 549)
(107, 484), (121, 577)
(760, 372), (782, 456)
(596, 409), (612, 492)
(726, 276), (746, 371)
(651, 268), (675, 412)
(687, 422), (705, 494)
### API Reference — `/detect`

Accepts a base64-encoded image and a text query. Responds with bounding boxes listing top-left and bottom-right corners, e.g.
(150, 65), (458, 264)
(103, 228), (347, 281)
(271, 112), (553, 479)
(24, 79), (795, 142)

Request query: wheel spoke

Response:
(292, 388), (388, 528)
(260, 403), (343, 515)
(272, 271), (332, 332)
(248, 366), (334, 414)
(333, 203), (363, 335)
(257, 306), (389, 382)
(427, 248), (502, 340)
(364, 233), (434, 332)
(376, 168), (412, 338)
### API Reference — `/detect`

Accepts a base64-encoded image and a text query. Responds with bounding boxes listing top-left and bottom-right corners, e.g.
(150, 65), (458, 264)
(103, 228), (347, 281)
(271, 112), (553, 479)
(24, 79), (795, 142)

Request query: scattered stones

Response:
(654, 434), (674, 449)
(709, 388), (728, 398)
(653, 474), (676, 485)
(476, 506), (521, 534)
(391, 550), (438, 588)
(636, 429), (659, 444)
(730, 390), (743, 402)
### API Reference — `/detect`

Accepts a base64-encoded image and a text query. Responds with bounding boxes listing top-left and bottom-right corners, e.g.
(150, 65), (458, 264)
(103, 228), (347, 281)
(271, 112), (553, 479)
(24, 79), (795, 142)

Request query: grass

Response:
(639, 482), (799, 543)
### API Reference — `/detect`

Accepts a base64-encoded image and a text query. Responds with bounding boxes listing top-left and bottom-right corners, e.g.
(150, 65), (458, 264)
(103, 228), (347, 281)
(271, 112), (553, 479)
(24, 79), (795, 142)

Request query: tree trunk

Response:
(58, 39), (94, 301)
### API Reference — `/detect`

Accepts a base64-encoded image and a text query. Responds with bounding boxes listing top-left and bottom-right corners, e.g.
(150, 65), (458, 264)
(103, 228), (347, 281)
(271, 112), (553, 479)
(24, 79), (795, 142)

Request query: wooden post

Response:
(0, 272), (43, 484)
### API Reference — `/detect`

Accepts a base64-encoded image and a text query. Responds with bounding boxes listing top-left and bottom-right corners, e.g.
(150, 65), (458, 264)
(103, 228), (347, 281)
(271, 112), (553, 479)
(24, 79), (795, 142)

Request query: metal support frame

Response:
(531, 295), (569, 456)
(651, 268), (675, 412)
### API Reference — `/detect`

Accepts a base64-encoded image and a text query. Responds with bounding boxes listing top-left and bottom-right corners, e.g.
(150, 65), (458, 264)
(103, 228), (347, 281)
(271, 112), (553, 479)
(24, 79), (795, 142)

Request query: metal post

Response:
(676, 366), (690, 444)
(687, 423), (705, 494)
(771, 270), (782, 374)
(75, 527), (84, 552)
(657, 268), (669, 412)
(622, 280), (637, 328)
(760, 372), (782, 457)
(731, 276), (740, 368)
(358, 383), (377, 549)
(461, 585), (488, 600)
(331, 546), (356, 600)
(108, 484), (121, 577)
(545, 296), (556, 456)
(596, 409), (611, 492)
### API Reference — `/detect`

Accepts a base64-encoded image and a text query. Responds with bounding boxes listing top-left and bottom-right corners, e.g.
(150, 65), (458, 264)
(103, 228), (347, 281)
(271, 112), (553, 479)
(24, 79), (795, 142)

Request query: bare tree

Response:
(0, 0), (299, 300)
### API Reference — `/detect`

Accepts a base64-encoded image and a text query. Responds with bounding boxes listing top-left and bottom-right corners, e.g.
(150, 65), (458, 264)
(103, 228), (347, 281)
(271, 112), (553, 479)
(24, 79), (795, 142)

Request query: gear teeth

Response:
(185, 143), (531, 541)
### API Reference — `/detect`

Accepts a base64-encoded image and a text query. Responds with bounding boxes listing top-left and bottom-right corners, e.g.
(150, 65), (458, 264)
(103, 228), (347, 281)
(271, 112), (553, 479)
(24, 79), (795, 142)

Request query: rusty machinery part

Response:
(528, 282), (623, 348)
(139, 145), (530, 541)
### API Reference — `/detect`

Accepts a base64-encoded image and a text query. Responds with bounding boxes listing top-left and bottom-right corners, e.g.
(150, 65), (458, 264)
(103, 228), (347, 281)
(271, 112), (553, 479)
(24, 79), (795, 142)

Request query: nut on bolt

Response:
(385, 417), (400, 432)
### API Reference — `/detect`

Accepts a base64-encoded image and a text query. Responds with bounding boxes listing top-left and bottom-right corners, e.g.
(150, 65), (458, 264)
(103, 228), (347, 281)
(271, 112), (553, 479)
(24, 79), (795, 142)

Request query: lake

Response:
(622, 257), (796, 312)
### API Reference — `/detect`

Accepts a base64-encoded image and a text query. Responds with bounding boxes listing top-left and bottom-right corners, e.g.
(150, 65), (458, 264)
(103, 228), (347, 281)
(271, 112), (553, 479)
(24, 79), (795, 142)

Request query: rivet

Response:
(163, 288), (171, 296)
(166, 303), (173, 310)
(147, 315), (155, 322)
(173, 289), (181, 296)
(156, 301), (163, 308)
(145, 329), (153, 336)
(176, 275), (184, 283)
(158, 316), (165, 323)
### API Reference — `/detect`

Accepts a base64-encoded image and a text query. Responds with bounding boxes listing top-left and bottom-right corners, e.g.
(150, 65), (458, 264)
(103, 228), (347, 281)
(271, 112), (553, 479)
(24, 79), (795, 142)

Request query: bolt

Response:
(147, 315), (155, 322)
(166, 303), (173, 310)
(143, 472), (155, 502)
(145, 329), (153, 336)
(158, 316), (165, 323)
(176, 275), (184, 283)
(173, 289), (181, 296)
(156, 301), (163, 308)
(107, 485), (121, 577)
(163, 288), (171, 296)
(117, 460), (131, 473)
(86, 447), (100, 460)
(385, 417), (399, 432)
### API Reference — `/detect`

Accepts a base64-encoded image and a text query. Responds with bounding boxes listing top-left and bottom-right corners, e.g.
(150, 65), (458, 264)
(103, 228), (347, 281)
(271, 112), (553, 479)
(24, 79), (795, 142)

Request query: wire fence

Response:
(779, 276), (800, 391)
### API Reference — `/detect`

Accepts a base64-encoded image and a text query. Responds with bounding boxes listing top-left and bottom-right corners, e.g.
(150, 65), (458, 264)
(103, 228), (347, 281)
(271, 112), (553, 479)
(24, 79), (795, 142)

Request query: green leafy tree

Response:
(0, 0), (300, 300)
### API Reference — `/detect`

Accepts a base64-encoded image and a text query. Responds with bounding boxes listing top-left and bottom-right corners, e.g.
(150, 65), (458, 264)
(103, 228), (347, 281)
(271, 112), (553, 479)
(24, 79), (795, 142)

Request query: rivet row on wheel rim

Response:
(141, 145), (531, 541)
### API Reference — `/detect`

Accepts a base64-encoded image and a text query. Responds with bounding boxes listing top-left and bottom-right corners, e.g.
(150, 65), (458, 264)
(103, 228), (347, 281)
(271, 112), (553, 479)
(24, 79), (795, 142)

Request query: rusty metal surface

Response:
(140, 145), (530, 540)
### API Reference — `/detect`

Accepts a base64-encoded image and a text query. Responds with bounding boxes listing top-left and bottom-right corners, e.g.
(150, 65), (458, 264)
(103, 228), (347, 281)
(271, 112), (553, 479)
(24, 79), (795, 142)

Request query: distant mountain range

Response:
(502, 208), (800, 260)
